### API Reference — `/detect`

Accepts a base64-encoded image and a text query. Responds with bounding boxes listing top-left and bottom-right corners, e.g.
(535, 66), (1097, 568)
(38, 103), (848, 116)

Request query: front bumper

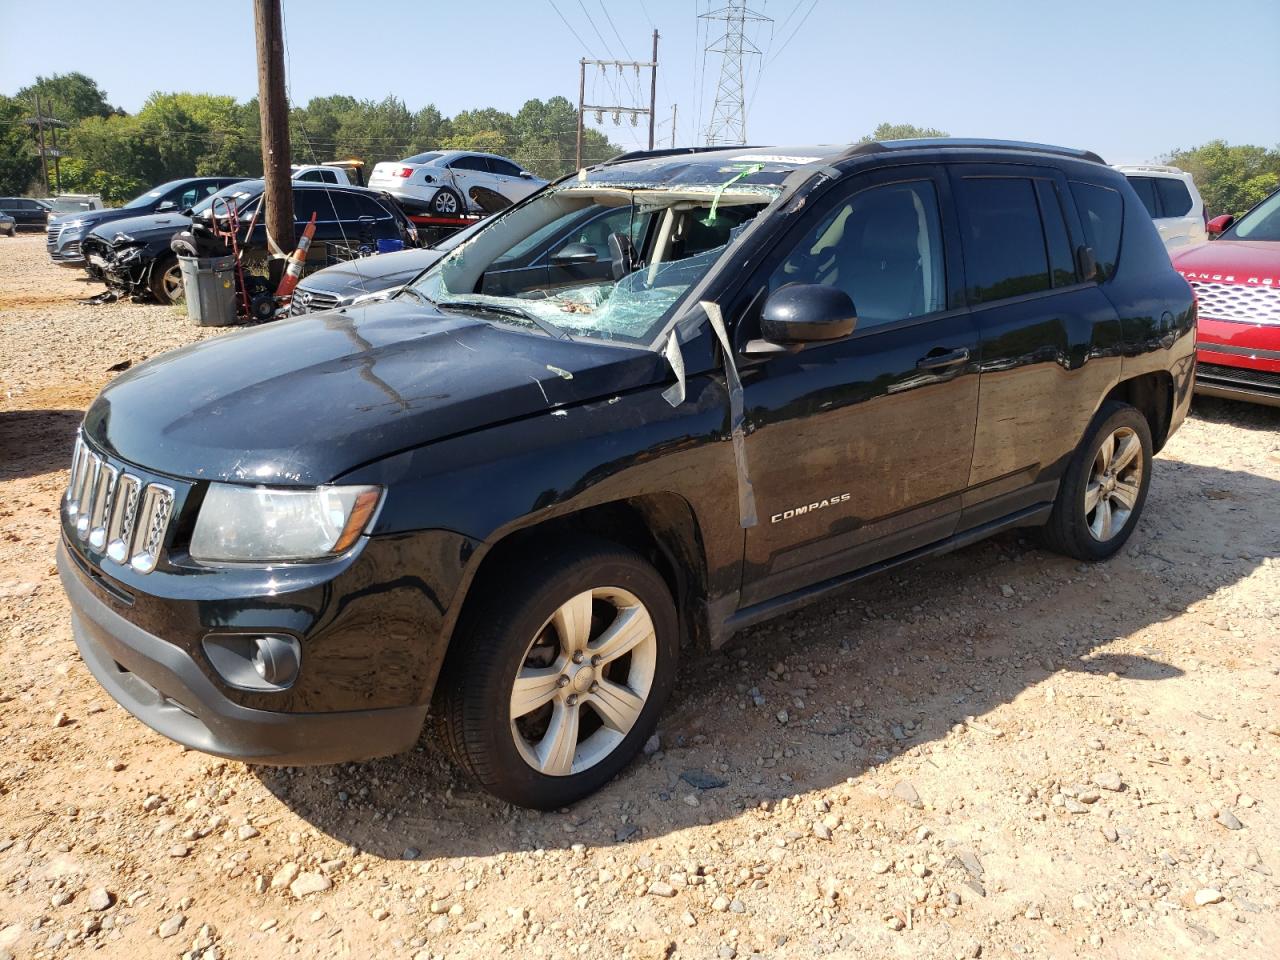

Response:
(59, 541), (428, 765)
(1195, 360), (1280, 407)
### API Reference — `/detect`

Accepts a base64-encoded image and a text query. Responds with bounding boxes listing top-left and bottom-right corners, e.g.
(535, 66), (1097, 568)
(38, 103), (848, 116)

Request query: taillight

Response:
(397, 167), (414, 178)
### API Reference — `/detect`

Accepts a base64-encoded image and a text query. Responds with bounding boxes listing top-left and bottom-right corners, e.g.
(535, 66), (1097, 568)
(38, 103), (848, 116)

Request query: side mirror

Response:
(753, 284), (857, 351)
(156, 200), (177, 212)
(1206, 214), (1234, 238)
(551, 242), (598, 265)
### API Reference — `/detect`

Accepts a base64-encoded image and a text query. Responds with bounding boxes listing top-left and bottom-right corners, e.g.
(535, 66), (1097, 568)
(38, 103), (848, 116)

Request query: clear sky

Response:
(2, 0), (1277, 165)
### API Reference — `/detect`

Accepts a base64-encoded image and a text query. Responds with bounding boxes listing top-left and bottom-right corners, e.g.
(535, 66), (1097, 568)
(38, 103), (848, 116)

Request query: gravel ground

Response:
(2, 233), (1278, 960)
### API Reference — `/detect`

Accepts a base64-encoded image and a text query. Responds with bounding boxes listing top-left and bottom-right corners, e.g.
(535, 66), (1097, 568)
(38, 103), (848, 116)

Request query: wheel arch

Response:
(445, 493), (713, 656)
(1102, 370), (1174, 453)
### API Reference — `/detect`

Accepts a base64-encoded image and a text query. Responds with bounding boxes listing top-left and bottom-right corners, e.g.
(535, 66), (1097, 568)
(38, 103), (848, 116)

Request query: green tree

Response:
(859, 122), (950, 143)
(1160, 140), (1280, 218)
(0, 95), (41, 194)
(16, 72), (116, 124)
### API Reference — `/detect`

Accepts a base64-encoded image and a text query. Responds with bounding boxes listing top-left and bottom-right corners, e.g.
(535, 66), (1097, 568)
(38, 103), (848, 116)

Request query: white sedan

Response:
(368, 151), (546, 217)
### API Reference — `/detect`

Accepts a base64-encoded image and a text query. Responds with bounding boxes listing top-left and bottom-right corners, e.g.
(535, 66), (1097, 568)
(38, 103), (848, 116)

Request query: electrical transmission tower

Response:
(700, 2), (771, 146)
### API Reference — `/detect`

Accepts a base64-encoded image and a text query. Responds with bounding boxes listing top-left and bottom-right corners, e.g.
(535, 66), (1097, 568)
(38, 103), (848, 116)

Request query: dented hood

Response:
(83, 300), (668, 486)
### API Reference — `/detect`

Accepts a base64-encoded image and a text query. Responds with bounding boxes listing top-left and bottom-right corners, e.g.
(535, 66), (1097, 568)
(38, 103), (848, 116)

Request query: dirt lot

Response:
(1, 232), (1278, 960)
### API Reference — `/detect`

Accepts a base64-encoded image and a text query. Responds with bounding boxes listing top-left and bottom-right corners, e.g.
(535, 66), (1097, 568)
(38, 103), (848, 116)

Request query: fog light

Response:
(203, 633), (301, 691)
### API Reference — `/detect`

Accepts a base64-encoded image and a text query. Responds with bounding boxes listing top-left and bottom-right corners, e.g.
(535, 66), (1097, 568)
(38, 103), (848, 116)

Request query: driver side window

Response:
(771, 180), (946, 328)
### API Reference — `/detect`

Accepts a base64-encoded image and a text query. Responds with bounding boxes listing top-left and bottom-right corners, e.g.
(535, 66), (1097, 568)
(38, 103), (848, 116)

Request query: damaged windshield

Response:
(407, 183), (779, 345)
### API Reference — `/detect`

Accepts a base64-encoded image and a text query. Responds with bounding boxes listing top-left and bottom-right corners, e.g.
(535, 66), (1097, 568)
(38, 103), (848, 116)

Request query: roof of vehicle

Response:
(217, 179), (389, 196)
(1113, 164), (1188, 177)
(406, 150), (521, 165)
(586, 139), (1107, 190)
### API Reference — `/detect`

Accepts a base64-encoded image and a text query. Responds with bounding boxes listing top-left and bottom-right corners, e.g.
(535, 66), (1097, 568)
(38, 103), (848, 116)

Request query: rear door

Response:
(952, 164), (1123, 528)
(445, 155), (491, 212)
(735, 165), (980, 606)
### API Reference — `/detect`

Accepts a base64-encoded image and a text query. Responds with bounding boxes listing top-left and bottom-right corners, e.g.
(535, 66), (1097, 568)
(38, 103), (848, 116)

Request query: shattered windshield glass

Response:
(406, 182), (779, 346)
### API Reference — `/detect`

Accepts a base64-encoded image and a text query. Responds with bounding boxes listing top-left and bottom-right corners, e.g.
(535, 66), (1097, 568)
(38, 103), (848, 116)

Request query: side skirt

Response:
(719, 502), (1052, 640)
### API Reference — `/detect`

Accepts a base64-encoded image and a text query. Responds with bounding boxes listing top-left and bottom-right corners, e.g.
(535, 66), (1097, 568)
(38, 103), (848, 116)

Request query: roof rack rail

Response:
(600, 145), (762, 166)
(836, 138), (1106, 166)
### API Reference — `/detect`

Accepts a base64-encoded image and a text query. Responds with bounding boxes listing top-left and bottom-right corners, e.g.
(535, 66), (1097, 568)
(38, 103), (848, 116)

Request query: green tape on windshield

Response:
(708, 163), (765, 222)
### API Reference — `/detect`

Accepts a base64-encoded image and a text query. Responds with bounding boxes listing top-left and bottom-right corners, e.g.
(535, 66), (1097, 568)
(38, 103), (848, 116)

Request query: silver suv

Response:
(1114, 164), (1206, 251)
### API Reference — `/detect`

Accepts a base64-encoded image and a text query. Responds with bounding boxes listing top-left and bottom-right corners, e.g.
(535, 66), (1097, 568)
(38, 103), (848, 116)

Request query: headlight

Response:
(189, 484), (381, 563)
(62, 218), (84, 231)
(350, 287), (398, 307)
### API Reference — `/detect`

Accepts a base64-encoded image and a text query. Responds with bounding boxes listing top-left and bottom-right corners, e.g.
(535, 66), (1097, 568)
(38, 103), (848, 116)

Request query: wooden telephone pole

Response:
(575, 29), (660, 168)
(253, 0), (294, 273)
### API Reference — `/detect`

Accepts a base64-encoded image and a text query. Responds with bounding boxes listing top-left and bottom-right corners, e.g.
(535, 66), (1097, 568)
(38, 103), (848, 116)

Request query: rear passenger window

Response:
(956, 177), (1051, 303)
(1035, 181), (1077, 287)
(1069, 182), (1123, 281)
(1128, 177), (1159, 217)
(770, 179), (947, 328)
(1155, 178), (1192, 217)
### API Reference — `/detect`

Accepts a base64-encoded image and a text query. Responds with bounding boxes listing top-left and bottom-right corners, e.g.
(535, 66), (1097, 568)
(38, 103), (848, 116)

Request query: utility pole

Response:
(575, 31), (660, 167)
(32, 95), (49, 195)
(576, 58), (586, 169)
(254, 0), (294, 274)
(648, 29), (659, 150)
(700, 2), (771, 146)
(670, 104), (678, 148)
(26, 95), (67, 196)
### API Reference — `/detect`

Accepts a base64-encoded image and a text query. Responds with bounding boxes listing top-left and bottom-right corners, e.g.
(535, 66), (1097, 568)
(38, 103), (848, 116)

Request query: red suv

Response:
(1173, 188), (1280, 407)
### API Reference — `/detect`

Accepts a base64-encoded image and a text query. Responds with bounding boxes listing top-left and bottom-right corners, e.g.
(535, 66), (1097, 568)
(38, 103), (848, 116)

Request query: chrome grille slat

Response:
(1187, 280), (1280, 326)
(64, 432), (176, 575)
(75, 454), (102, 540)
(130, 485), (174, 574)
(107, 474), (141, 564)
(88, 464), (118, 550)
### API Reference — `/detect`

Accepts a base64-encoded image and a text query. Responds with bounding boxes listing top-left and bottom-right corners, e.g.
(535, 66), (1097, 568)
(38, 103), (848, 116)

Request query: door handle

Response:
(916, 347), (970, 370)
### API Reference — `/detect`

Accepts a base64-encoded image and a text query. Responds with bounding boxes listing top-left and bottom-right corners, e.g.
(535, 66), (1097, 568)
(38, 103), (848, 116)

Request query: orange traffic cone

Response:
(275, 212), (318, 301)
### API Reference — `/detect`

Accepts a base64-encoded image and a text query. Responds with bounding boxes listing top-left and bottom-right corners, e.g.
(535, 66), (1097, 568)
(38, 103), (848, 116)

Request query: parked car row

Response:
(81, 180), (419, 304)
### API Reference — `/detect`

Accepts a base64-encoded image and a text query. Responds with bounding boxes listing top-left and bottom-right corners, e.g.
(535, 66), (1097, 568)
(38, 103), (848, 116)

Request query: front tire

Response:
(437, 538), (678, 809)
(149, 254), (185, 305)
(1042, 400), (1153, 561)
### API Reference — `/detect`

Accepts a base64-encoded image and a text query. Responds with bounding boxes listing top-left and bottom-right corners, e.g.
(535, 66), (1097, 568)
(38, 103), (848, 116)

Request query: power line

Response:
(598, 0), (635, 61)
(546, 0), (596, 56)
(576, 0), (616, 59)
(764, 0), (820, 68)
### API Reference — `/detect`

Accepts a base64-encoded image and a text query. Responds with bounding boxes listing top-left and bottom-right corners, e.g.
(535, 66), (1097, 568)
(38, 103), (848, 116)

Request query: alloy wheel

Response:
(509, 587), (657, 776)
(433, 191), (458, 214)
(163, 263), (185, 303)
(1084, 425), (1143, 541)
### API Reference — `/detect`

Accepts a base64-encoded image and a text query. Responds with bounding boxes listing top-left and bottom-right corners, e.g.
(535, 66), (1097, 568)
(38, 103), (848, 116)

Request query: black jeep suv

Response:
(58, 140), (1194, 809)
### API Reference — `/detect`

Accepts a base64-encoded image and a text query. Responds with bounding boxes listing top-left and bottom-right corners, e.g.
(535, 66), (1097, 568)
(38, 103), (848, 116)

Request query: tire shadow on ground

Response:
(257, 454), (1277, 861)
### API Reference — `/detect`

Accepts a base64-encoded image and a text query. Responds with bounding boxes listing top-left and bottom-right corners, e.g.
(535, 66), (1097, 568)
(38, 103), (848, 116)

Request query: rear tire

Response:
(436, 538), (678, 809)
(1041, 401), (1152, 561)
(430, 187), (463, 216)
(149, 254), (185, 305)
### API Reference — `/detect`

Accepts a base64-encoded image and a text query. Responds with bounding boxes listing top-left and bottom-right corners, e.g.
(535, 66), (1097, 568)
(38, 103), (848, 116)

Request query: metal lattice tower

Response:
(700, 2), (771, 146)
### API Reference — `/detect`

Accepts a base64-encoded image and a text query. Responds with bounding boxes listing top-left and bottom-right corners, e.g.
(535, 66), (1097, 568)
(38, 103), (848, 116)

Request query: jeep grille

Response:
(65, 434), (174, 574)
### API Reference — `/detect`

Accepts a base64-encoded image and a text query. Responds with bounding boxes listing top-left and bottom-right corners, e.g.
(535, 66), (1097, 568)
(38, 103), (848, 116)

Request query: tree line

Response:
(1, 72), (623, 203)
(3, 74), (1278, 219)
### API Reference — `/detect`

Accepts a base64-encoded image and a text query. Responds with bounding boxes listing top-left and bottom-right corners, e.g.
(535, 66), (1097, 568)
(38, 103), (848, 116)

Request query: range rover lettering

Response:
(59, 140), (1194, 809)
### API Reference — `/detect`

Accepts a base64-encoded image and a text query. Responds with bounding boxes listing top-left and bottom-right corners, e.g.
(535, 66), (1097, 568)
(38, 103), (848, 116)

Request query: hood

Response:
(87, 211), (192, 246)
(1172, 239), (1280, 284)
(83, 300), (668, 486)
(51, 206), (147, 231)
(297, 248), (444, 300)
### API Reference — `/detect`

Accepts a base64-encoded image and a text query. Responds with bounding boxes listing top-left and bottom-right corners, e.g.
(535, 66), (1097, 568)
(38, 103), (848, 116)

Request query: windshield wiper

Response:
(438, 300), (573, 341)
(397, 286), (435, 306)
